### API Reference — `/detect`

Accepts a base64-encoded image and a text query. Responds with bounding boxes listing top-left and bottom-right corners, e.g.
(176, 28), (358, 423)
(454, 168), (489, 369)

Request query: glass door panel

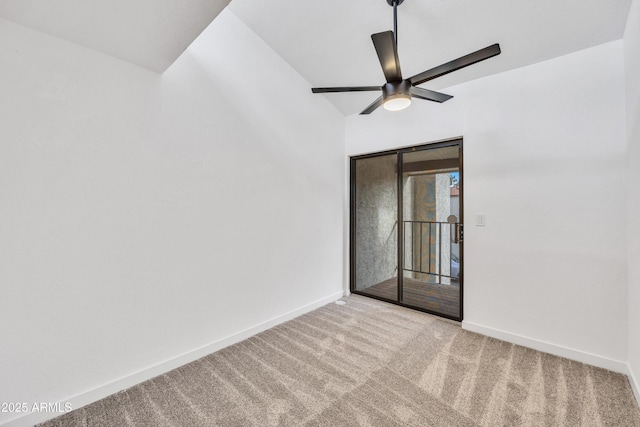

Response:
(401, 146), (461, 318)
(353, 154), (398, 302)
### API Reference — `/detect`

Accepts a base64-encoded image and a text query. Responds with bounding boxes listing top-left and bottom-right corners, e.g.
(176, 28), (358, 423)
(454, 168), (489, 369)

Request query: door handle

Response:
(454, 224), (463, 243)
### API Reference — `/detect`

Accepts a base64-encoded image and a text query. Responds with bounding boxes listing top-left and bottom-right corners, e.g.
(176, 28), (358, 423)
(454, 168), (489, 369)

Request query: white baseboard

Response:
(629, 363), (640, 407)
(1, 291), (344, 427)
(462, 321), (628, 374)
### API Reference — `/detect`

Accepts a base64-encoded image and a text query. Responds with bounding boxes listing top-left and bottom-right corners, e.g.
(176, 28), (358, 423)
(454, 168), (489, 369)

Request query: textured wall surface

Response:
(354, 155), (398, 290)
(405, 174), (451, 284)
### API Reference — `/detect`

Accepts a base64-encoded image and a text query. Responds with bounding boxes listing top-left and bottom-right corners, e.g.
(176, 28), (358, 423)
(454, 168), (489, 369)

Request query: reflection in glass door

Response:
(351, 140), (463, 321)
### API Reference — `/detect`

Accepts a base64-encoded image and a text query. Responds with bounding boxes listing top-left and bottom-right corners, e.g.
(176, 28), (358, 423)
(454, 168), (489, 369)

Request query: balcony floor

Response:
(359, 276), (460, 318)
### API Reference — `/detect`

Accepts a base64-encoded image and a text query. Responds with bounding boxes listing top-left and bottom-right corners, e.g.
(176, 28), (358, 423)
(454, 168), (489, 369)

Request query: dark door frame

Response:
(349, 138), (464, 321)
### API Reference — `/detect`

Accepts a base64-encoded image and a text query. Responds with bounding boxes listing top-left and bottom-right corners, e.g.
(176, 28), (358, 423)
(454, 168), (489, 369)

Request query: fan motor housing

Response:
(382, 80), (411, 99)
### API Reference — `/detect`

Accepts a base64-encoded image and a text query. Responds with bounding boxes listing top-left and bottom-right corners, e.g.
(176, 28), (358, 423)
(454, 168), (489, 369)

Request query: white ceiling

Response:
(0, 0), (632, 114)
(0, 0), (230, 72)
(229, 0), (632, 115)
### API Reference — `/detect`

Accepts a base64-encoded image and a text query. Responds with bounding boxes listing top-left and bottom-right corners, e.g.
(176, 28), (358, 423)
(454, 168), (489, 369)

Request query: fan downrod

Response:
(386, 0), (404, 5)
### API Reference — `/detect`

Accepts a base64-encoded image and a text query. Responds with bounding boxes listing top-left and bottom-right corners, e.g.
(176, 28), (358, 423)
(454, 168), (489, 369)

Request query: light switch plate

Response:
(475, 214), (486, 226)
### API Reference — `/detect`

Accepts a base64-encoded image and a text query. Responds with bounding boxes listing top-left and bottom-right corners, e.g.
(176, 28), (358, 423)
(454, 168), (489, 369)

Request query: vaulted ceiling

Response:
(0, 0), (632, 115)
(0, 0), (231, 72)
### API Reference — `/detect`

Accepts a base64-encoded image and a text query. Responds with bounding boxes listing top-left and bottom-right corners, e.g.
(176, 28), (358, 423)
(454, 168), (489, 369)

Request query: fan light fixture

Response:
(382, 80), (411, 111)
(383, 95), (411, 111)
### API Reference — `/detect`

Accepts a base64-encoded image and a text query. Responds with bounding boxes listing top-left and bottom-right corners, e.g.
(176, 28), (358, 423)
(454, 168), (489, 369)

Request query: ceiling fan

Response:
(311, 0), (501, 114)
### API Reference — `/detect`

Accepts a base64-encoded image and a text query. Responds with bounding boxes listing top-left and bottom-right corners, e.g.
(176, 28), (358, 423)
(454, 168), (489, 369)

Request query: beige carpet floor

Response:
(39, 295), (640, 426)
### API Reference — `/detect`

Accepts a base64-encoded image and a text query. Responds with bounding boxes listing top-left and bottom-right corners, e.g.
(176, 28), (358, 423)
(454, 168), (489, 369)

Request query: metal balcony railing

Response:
(402, 220), (461, 282)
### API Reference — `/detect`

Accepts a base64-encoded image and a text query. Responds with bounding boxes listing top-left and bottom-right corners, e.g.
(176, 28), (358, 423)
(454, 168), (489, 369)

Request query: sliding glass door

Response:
(350, 140), (463, 321)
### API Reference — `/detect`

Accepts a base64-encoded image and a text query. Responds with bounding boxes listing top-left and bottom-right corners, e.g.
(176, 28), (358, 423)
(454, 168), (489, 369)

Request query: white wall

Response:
(0, 9), (344, 426)
(347, 41), (628, 370)
(625, 0), (640, 402)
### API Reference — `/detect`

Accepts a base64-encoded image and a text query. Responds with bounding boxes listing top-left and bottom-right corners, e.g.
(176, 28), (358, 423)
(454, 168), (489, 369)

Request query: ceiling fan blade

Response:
(409, 87), (453, 103)
(311, 86), (381, 93)
(409, 43), (501, 86)
(360, 95), (384, 115)
(372, 31), (402, 83)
